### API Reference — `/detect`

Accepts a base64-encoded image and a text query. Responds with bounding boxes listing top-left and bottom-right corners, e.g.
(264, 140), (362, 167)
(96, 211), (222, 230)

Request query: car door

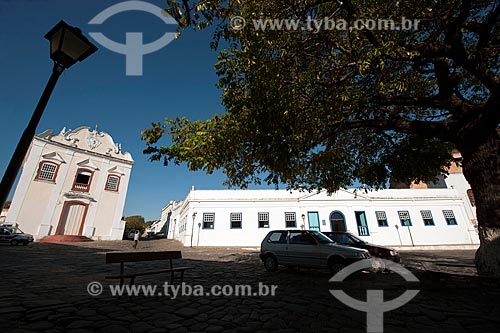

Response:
(286, 231), (322, 268)
(0, 228), (14, 243)
(264, 231), (289, 264)
(0, 228), (6, 243)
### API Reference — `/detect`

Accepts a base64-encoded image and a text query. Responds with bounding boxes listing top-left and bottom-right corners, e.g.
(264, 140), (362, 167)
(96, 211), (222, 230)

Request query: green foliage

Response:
(124, 215), (146, 233)
(143, 0), (500, 192)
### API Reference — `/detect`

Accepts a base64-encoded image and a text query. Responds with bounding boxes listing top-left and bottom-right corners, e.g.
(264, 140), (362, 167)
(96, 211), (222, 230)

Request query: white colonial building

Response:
(162, 156), (479, 248)
(4, 126), (134, 241)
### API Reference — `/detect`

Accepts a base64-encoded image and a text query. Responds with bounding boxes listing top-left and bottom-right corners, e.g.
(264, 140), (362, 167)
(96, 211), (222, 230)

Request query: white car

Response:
(260, 229), (371, 274)
(127, 230), (139, 239)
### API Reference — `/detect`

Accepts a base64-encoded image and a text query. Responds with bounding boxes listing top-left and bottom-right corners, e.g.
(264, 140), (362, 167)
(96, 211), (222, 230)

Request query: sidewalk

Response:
(0, 239), (498, 332)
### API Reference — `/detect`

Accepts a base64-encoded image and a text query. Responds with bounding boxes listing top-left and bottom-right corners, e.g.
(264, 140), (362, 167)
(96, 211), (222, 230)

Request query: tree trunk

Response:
(459, 130), (500, 278)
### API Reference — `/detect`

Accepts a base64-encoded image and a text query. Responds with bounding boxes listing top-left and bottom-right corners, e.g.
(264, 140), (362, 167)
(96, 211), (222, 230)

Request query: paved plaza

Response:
(1, 239), (499, 332)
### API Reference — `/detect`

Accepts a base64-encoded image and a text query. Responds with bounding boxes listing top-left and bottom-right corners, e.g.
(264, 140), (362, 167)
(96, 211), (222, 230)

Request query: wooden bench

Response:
(105, 251), (193, 286)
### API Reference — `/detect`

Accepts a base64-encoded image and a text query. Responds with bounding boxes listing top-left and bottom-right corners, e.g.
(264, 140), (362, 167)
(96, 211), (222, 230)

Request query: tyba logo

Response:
(329, 258), (420, 333)
(88, 1), (177, 76)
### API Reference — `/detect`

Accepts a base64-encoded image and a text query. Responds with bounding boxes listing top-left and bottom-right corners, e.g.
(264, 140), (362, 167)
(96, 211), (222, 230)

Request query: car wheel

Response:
(10, 239), (18, 246)
(264, 255), (278, 272)
(329, 260), (345, 275)
(22, 241), (29, 246)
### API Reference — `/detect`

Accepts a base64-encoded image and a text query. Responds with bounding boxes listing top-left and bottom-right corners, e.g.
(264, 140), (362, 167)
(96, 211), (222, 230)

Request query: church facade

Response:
(4, 126), (134, 241)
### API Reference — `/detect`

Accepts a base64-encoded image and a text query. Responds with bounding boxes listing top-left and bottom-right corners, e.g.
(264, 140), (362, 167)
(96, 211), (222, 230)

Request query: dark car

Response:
(322, 231), (401, 262)
(0, 226), (34, 245)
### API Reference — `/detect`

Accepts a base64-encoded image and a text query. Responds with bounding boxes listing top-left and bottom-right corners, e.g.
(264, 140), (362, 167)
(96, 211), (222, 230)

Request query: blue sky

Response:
(0, 0), (273, 221)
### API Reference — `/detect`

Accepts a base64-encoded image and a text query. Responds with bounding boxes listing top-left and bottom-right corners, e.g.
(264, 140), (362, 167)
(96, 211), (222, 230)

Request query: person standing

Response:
(133, 231), (139, 249)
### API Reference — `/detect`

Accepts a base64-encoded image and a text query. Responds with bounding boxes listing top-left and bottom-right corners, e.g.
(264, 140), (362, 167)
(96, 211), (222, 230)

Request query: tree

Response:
(124, 215), (146, 234)
(142, 0), (500, 276)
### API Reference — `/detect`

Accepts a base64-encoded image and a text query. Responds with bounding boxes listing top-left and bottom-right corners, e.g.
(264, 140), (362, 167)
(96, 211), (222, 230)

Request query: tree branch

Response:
(323, 117), (450, 141)
(373, 95), (468, 114)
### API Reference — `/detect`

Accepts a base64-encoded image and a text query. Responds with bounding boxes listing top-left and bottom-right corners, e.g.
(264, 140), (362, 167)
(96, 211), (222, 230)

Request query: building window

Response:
(258, 212), (269, 228)
(443, 210), (458, 225)
(203, 213), (215, 229)
(375, 211), (388, 227)
(355, 211), (370, 236)
(398, 211), (412, 226)
(35, 161), (58, 182)
(285, 212), (296, 228)
(467, 189), (476, 207)
(72, 169), (93, 192)
(420, 210), (435, 226)
(105, 175), (120, 191)
(230, 212), (242, 229)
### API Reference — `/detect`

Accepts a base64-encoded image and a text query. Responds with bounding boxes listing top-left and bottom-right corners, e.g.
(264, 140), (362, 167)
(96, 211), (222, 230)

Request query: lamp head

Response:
(44, 20), (98, 69)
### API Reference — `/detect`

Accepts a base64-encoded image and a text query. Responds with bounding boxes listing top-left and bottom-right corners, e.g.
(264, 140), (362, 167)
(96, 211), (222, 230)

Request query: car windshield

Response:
(310, 231), (334, 244)
(347, 234), (366, 244)
(10, 227), (24, 234)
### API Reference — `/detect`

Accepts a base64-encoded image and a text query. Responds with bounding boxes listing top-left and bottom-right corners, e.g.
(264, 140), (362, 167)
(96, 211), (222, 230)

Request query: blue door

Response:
(355, 211), (370, 236)
(307, 212), (320, 231)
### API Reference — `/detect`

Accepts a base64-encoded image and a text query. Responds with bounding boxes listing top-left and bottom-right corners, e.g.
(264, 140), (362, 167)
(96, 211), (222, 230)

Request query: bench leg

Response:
(120, 262), (125, 287)
(180, 270), (185, 284)
(170, 271), (175, 284)
(129, 276), (136, 286)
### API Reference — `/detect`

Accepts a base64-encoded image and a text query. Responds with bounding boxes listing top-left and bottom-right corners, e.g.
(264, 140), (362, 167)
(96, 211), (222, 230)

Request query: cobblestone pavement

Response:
(1, 239), (499, 332)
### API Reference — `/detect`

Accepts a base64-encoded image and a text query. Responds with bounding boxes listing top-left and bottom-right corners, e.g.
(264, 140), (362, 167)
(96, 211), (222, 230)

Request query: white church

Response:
(4, 126), (134, 241)
(161, 152), (479, 248)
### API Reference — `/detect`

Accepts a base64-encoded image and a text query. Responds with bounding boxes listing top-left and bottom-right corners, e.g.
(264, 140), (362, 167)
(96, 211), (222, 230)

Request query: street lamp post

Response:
(190, 212), (197, 247)
(395, 225), (403, 246)
(170, 218), (177, 239)
(0, 21), (98, 211)
(197, 222), (201, 247)
(407, 225), (415, 247)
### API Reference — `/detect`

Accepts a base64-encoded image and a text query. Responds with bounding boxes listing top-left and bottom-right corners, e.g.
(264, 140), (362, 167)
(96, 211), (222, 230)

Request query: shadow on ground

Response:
(0, 240), (499, 332)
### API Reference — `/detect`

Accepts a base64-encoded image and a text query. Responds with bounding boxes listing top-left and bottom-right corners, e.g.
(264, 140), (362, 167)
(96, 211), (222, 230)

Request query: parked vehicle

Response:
(322, 231), (400, 262)
(127, 230), (139, 240)
(259, 229), (371, 274)
(0, 226), (34, 245)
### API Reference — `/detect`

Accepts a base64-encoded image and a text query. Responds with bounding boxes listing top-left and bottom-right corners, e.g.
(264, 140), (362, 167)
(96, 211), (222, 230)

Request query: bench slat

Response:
(106, 251), (182, 263)
(105, 267), (193, 280)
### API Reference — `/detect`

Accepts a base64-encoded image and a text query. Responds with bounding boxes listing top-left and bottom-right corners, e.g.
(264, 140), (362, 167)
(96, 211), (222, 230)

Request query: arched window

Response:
(35, 161), (59, 182)
(330, 211), (346, 232)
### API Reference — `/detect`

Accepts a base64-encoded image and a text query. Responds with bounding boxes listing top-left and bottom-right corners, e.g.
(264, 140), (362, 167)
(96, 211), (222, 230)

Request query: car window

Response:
(289, 232), (316, 245)
(10, 228), (23, 234)
(331, 234), (355, 244)
(347, 234), (365, 244)
(267, 231), (287, 243)
(311, 231), (334, 244)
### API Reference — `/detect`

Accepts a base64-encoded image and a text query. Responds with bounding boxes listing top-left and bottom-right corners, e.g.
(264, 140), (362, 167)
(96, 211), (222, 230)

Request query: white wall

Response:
(167, 188), (480, 247)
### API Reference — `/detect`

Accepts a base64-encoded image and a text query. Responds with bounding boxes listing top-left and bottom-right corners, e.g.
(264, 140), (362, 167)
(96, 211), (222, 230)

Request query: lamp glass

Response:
(60, 28), (93, 63)
(45, 21), (97, 69)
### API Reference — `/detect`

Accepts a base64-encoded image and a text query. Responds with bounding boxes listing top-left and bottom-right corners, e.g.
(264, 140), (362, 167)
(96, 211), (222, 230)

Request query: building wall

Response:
(5, 127), (133, 240)
(166, 188), (479, 247)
